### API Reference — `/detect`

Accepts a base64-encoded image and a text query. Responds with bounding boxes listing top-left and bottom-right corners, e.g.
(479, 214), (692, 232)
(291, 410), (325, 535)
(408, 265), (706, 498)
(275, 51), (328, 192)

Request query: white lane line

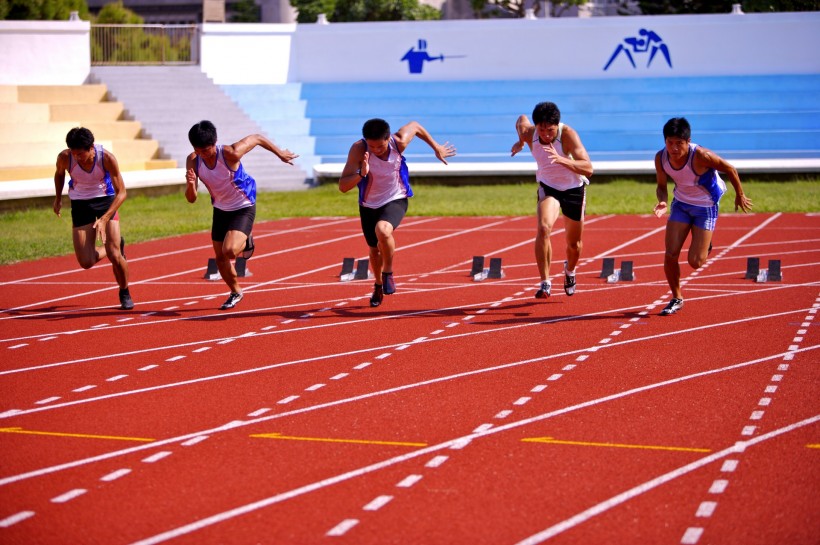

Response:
(278, 396), (299, 405)
(51, 489), (87, 503)
(4, 347), (816, 493)
(708, 480), (729, 494)
(193, 347), (211, 353)
(396, 474), (423, 488)
(100, 469), (131, 482)
(375, 353), (391, 360)
(720, 460), (739, 472)
(181, 436), (208, 447)
(139, 365), (158, 371)
(107, 375), (128, 382)
(142, 451), (172, 464)
(681, 527), (704, 544)
(425, 455), (449, 468)
(248, 408), (271, 417)
(513, 397), (531, 406)
(495, 410), (513, 419)
(362, 495), (393, 511)
(531, 385), (547, 393)
(73, 385), (96, 392)
(166, 356), (185, 362)
(326, 519), (358, 536)
(0, 511), (35, 527)
(305, 384), (325, 391)
(35, 396), (60, 405)
(8, 343), (28, 349)
(330, 373), (348, 380)
(353, 362), (371, 370)
(695, 501), (717, 518)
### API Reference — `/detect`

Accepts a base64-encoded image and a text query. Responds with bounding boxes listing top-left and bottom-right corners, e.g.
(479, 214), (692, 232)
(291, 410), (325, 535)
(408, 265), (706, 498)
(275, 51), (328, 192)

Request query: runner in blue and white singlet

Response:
(67, 143), (115, 201)
(357, 137), (412, 209)
(660, 143), (726, 209)
(194, 145), (256, 212)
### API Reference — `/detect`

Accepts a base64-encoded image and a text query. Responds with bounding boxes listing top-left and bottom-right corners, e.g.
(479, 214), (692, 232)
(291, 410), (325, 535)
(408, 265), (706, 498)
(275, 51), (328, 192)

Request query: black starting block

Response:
(354, 258), (370, 280)
(620, 261), (634, 281)
(599, 258), (615, 278)
(235, 257), (251, 278)
(470, 256), (485, 276)
(745, 257), (760, 279)
(487, 258), (503, 279)
(767, 259), (782, 281)
(340, 257), (355, 277)
(204, 257), (250, 280)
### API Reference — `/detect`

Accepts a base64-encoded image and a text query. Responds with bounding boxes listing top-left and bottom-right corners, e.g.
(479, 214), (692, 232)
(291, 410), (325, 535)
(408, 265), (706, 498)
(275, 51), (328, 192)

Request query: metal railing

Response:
(91, 24), (199, 65)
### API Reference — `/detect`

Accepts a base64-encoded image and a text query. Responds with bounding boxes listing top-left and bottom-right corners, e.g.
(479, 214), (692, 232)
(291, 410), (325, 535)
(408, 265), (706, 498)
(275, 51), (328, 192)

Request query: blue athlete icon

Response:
(603, 29), (672, 71)
(401, 39), (465, 74)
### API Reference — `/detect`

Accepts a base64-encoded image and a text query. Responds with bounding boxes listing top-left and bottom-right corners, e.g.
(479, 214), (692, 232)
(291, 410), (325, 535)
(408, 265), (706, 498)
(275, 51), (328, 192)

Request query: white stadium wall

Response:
(1, 12), (818, 85)
(0, 20), (90, 85)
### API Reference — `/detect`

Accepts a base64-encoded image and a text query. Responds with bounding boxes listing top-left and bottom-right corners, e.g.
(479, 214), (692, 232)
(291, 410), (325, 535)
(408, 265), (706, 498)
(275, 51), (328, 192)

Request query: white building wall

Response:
(0, 20), (90, 85)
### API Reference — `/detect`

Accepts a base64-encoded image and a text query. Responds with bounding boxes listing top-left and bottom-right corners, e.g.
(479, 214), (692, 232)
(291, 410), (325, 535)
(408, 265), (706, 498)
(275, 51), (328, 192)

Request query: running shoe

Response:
(535, 281), (551, 299)
(370, 283), (384, 307)
(563, 261), (576, 296)
(220, 291), (244, 310)
(241, 233), (255, 260)
(660, 298), (684, 316)
(119, 288), (134, 310)
(382, 272), (396, 295)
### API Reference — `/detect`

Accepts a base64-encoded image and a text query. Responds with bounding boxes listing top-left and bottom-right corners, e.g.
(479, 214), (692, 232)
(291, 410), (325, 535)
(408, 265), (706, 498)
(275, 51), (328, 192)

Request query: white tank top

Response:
(195, 145), (255, 211)
(358, 138), (413, 209)
(68, 144), (114, 200)
(661, 143), (726, 207)
(532, 124), (588, 191)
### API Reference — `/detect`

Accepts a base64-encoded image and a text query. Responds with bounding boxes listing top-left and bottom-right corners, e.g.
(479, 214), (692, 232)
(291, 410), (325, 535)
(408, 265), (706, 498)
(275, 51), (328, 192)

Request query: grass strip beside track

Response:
(1, 180), (817, 265)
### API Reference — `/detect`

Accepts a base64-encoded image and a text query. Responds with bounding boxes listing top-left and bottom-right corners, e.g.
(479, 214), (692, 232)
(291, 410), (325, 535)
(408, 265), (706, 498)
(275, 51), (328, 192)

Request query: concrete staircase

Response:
(88, 66), (310, 191)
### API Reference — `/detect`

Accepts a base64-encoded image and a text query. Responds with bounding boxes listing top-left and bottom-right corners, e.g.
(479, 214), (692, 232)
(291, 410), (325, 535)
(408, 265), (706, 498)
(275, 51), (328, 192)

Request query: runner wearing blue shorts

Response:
(653, 117), (753, 316)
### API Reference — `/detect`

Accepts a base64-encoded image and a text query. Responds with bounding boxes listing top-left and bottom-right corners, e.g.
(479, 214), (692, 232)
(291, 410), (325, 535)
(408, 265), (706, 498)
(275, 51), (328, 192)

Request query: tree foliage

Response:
(0, 0), (90, 20)
(636, 0), (819, 14)
(469, 0), (588, 19)
(291, 0), (440, 23)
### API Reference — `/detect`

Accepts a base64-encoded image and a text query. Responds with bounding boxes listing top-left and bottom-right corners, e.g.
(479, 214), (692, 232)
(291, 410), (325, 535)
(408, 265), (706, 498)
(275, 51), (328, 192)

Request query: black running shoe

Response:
(382, 272), (396, 295)
(370, 283), (384, 307)
(241, 234), (255, 260)
(535, 281), (551, 299)
(220, 292), (244, 310)
(660, 298), (684, 316)
(119, 288), (134, 310)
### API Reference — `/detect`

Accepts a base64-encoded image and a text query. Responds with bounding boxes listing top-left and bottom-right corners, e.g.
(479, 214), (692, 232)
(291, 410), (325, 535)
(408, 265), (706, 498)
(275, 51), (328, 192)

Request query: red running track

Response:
(0, 213), (818, 545)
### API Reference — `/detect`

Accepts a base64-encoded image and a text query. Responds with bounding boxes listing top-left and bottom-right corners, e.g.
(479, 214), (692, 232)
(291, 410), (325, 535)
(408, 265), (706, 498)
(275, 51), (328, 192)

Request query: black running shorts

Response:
(70, 195), (118, 228)
(212, 204), (255, 242)
(359, 198), (408, 248)
(537, 182), (586, 222)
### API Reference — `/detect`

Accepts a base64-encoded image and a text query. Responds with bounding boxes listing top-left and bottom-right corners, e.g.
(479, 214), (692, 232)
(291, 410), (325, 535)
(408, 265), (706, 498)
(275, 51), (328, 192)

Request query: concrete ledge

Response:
(313, 158), (820, 183)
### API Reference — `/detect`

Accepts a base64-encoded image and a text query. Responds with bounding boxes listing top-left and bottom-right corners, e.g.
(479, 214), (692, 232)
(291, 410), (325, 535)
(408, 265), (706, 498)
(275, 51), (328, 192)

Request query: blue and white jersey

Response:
(532, 123), (588, 192)
(661, 143), (726, 207)
(357, 137), (413, 209)
(196, 145), (256, 211)
(68, 144), (114, 200)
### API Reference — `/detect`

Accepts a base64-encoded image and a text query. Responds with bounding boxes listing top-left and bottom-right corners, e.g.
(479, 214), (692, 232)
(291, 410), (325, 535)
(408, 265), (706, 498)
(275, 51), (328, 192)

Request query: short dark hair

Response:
(188, 120), (218, 148)
(66, 127), (95, 150)
(663, 117), (691, 140)
(362, 118), (391, 140)
(532, 102), (561, 126)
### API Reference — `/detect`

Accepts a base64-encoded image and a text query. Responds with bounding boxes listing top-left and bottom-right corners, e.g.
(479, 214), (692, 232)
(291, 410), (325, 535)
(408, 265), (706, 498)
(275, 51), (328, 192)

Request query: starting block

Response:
(204, 257), (251, 281)
(753, 259), (782, 282)
(606, 260), (634, 283)
(473, 257), (504, 282)
(599, 258), (615, 278)
(745, 257), (760, 279)
(340, 257), (371, 281)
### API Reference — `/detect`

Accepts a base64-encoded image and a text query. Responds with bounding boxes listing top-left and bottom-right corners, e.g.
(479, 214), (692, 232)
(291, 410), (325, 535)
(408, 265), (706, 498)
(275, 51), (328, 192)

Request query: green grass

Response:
(1, 179), (817, 265)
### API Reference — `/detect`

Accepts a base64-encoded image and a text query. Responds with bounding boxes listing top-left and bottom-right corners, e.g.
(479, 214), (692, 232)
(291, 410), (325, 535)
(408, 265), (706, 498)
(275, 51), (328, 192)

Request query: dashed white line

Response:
(396, 474), (423, 488)
(305, 384), (325, 391)
(166, 356), (185, 362)
(375, 353), (391, 360)
(35, 396), (60, 405)
(495, 410), (513, 419)
(425, 455), (449, 468)
(695, 501), (717, 518)
(353, 362), (372, 370)
(430, 329), (444, 335)
(142, 451), (172, 463)
(107, 375), (128, 382)
(326, 519), (358, 536)
(771, 374), (783, 382)
(39, 336), (58, 341)
(777, 363), (789, 371)
(8, 344), (28, 350)
(100, 468), (131, 482)
(278, 396), (299, 405)
(681, 527), (704, 544)
(758, 398), (771, 406)
(473, 423), (493, 433)
(138, 365), (158, 371)
(562, 365), (576, 371)
(73, 385), (96, 392)
(362, 495), (393, 511)
(0, 511), (35, 528)
(741, 426), (757, 436)
(513, 397), (531, 406)
(182, 436), (209, 447)
(750, 411), (765, 420)
(531, 385), (547, 393)
(547, 374), (563, 381)
(708, 480), (728, 494)
(248, 408), (271, 417)
(764, 385), (778, 393)
(193, 347), (211, 353)
(51, 489), (87, 503)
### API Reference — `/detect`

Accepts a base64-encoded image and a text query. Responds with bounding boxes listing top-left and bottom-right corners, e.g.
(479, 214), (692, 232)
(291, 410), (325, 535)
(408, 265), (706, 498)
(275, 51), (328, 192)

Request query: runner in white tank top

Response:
(339, 118), (456, 308)
(512, 102), (593, 299)
(53, 127), (133, 309)
(653, 117), (753, 316)
(186, 120), (299, 310)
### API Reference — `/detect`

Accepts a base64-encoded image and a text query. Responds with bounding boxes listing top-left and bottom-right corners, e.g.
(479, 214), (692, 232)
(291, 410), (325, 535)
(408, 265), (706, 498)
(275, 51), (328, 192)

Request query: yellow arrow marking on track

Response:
(0, 427), (155, 443)
(251, 432), (427, 448)
(522, 436), (710, 453)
